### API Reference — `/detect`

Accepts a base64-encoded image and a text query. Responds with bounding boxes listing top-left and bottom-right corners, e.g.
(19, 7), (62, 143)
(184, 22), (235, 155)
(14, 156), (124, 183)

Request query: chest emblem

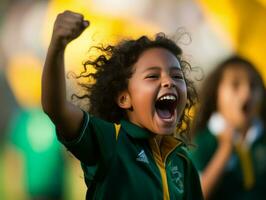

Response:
(169, 162), (184, 193)
(136, 149), (149, 164)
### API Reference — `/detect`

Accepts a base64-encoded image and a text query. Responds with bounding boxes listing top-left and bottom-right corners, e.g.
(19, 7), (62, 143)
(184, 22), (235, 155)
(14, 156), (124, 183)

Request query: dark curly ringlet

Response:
(71, 33), (198, 142)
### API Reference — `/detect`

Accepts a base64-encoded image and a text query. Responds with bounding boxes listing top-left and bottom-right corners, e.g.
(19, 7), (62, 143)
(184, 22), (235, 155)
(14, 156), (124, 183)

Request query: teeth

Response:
(159, 95), (176, 101)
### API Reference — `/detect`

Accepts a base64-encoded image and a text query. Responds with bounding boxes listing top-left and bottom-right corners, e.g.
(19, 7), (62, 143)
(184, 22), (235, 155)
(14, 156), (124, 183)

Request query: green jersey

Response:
(59, 112), (203, 200)
(191, 126), (266, 200)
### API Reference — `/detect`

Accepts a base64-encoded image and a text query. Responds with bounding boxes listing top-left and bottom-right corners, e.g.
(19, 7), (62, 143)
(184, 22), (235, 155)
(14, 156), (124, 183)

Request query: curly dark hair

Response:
(72, 33), (198, 141)
(191, 55), (266, 136)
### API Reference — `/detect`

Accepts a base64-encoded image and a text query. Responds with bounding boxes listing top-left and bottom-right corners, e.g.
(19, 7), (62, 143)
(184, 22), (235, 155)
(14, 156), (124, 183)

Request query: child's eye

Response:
(146, 74), (159, 79)
(172, 74), (183, 79)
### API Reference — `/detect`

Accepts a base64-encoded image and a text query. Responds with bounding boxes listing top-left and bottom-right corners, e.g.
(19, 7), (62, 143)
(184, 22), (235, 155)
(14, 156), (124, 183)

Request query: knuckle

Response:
(64, 10), (71, 14)
(78, 14), (84, 20)
(75, 20), (82, 27)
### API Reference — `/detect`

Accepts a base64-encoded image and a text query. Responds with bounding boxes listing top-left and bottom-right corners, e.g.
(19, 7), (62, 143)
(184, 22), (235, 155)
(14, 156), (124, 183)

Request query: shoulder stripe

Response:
(114, 123), (121, 140)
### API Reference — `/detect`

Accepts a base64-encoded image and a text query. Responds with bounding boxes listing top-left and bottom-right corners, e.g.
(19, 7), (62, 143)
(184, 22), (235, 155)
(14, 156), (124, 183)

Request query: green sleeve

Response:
(58, 111), (117, 167)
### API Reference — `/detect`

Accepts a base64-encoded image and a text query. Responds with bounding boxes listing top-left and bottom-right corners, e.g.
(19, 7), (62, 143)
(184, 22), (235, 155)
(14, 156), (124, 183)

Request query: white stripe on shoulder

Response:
(62, 111), (90, 145)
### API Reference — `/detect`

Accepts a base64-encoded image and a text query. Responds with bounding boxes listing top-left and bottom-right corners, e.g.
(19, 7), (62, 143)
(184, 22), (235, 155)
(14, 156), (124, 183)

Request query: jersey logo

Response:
(168, 161), (184, 194)
(136, 150), (149, 164)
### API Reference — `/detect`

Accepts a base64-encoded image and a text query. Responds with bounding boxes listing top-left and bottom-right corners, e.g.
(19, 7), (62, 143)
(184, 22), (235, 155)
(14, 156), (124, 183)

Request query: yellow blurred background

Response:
(0, 0), (266, 199)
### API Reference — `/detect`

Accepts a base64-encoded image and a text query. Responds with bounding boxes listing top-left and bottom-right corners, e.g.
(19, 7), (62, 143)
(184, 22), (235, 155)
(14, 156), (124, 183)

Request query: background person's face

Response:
(217, 65), (262, 131)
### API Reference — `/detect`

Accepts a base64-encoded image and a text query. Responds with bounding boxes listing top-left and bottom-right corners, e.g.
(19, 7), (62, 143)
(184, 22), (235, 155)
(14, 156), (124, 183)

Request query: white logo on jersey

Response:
(169, 162), (184, 193)
(136, 150), (149, 164)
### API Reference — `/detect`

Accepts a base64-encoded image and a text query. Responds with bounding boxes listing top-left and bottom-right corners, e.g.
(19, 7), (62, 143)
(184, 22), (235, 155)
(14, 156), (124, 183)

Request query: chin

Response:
(156, 128), (175, 135)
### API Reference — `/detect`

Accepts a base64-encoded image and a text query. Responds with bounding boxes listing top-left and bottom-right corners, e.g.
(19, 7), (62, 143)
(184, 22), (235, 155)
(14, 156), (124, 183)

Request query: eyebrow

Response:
(143, 66), (182, 72)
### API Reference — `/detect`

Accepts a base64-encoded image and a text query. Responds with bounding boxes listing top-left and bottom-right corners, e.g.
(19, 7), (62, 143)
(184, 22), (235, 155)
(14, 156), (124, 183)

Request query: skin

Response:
(118, 48), (187, 135)
(42, 10), (187, 142)
(201, 65), (263, 199)
(42, 10), (89, 140)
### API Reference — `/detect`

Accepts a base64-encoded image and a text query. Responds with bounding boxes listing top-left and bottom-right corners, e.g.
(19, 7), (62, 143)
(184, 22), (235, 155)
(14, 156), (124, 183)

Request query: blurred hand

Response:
(50, 10), (89, 50)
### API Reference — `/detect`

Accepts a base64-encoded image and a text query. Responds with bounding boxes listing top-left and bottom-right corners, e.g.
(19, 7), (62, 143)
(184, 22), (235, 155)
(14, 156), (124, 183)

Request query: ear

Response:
(117, 91), (132, 109)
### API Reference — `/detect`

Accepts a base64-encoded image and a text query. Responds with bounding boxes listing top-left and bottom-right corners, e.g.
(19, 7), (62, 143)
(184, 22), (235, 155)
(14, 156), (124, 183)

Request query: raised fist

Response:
(50, 10), (89, 49)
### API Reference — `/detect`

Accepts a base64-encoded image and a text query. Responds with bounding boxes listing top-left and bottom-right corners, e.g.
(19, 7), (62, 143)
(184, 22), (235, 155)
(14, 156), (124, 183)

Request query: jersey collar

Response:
(121, 119), (152, 139)
(120, 119), (183, 146)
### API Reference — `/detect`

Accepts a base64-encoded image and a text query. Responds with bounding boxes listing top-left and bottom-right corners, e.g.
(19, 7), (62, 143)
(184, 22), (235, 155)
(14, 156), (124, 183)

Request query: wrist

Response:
(218, 140), (233, 154)
(48, 41), (66, 56)
(49, 35), (68, 52)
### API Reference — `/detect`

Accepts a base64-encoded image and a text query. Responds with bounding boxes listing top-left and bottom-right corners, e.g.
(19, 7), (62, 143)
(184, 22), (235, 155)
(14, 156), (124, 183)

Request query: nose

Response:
(162, 75), (175, 88)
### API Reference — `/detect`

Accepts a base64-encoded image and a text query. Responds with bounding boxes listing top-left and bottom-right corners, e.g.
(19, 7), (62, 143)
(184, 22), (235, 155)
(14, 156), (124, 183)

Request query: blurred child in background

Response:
(191, 56), (266, 200)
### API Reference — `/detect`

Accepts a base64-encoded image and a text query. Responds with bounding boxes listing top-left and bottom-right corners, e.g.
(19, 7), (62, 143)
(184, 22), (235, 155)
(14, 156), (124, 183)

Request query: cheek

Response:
(129, 84), (154, 108)
(180, 83), (188, 101)
(177, 83), (188, 112)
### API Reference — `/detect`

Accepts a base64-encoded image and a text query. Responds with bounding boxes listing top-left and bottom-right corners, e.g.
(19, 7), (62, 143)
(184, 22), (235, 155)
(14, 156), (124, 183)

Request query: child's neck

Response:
(154, 135), (163, 147)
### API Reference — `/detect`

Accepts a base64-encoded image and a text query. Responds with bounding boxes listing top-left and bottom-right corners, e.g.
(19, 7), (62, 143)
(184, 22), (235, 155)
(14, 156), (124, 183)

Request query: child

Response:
(190, 56), (266, 200)
(42, 10), (203, 199)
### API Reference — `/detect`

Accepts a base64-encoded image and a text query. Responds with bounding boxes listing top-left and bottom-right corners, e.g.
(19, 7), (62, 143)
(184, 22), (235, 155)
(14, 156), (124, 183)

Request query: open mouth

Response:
(155, 94), (178, 119)
(241, 101), (251, 114)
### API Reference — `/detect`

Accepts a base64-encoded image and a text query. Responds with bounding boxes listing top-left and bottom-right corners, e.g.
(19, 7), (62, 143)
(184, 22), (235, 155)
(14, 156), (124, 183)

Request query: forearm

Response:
(201, 143), (232, 199)
(41, 10), (89, 140)
(41, 45), (67, 117)
(42, 44), (84, 140)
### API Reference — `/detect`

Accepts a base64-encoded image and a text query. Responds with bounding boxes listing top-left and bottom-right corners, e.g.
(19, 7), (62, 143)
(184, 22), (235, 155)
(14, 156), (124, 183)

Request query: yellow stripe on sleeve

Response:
(114, 124), (121, 140)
